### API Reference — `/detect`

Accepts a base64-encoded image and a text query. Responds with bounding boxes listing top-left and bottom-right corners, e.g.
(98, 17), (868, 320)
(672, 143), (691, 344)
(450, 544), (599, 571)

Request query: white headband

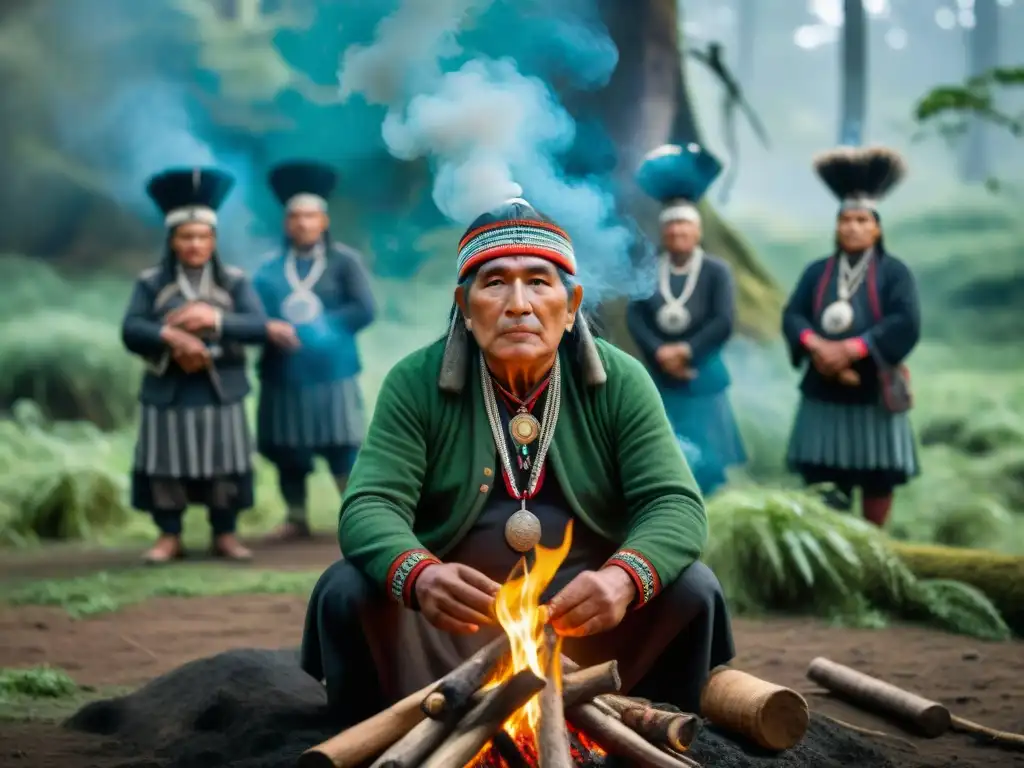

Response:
(165, 206), (217, 228)
(286, 193), (328, 212)
(840, 196), (877, 212)
(659, 202), (701, 225)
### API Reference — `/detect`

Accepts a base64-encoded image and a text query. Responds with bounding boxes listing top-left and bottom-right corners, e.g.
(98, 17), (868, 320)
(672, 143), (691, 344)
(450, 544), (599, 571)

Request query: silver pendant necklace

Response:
(821, 251), (872, 335)
(656, 248), (704, 334)
(281, 243), (327, 325)
(480, 354), (561, 554)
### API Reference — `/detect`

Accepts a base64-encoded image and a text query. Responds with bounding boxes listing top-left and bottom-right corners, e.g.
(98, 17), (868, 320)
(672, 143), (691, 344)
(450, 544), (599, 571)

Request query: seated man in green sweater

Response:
(300, 194), (734, 727)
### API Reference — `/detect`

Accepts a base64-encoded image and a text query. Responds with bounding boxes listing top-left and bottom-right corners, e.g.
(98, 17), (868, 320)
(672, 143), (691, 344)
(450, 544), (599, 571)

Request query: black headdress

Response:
(268, 160), (338, 211)
(146, 167), (234, 230)
(813, 146), (907, 213)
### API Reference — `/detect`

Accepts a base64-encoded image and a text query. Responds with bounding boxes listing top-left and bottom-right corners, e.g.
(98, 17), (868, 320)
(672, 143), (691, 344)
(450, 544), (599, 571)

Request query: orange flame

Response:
(487, 520), (574, 748)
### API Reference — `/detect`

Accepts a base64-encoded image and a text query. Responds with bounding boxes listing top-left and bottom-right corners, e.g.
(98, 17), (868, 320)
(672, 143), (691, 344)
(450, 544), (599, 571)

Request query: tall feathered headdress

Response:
(813, 146), (907, 212)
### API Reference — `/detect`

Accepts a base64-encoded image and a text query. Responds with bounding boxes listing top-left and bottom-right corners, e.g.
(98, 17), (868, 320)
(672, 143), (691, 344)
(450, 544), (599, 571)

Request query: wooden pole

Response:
(806, 657), (950, 738)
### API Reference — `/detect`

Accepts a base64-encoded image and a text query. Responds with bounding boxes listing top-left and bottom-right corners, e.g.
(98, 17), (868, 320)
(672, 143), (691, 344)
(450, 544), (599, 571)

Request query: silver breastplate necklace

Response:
(821, 250), (872, 335)
(656, 248), (704, 334)
(282, 242), (327, 325)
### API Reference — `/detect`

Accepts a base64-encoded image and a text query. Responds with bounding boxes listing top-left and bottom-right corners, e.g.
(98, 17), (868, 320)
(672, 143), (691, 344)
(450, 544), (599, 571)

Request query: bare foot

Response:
(212, 533), (253, 561)
(263, 520), (313, 543)
(143, 534), (184, 565)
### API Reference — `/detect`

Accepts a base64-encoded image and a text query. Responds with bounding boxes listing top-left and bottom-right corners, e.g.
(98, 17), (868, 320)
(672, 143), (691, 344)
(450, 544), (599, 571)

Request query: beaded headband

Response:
(456, 219), (576, 279)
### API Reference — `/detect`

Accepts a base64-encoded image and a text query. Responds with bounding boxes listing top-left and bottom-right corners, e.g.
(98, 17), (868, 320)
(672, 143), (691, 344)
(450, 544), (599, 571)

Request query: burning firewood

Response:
(421, 635), (512, 718)
(538, 626), (574, 768)
(299, 658), (623, 768)
(419, 669), (547, 768)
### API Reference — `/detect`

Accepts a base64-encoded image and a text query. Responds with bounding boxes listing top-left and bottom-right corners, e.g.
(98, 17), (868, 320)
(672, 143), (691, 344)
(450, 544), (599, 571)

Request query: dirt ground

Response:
(2, 540), (1023, 768)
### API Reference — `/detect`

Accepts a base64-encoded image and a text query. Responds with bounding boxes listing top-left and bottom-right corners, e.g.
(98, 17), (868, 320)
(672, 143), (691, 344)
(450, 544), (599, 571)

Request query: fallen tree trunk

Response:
(892, 542), (1024, 636)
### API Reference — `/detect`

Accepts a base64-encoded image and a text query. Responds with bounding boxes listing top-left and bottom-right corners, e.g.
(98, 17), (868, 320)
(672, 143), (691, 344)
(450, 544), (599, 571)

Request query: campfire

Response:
(299, 520), (703, 768)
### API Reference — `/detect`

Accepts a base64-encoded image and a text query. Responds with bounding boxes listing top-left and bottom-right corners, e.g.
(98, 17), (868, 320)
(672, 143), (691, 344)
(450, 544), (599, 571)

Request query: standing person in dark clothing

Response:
(626, 143), (746, 495)
(782, 146), (921, 526)
(122, 167), (274, 563)
(253, 161), (377, 542)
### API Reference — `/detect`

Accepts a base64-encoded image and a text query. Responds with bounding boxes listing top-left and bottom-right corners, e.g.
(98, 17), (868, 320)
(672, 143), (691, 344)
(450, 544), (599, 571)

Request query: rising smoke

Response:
(338, 0), (638, 302)
(9, 0), (651, 301)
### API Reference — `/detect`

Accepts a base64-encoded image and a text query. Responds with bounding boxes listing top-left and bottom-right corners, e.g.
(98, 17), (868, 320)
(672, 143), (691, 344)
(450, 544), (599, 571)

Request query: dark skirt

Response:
(131, 401), (255, 512)
(257, 378), (365, 453)
(659, 386), (747, 495)
(786, 396), (920, 489)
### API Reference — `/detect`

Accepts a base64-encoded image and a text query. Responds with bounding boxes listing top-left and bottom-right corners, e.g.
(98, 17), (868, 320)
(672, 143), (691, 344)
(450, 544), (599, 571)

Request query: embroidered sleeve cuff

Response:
(387, 549), (442, 608)
(604, 549), (662, 609)
(845, 336), (869, 359)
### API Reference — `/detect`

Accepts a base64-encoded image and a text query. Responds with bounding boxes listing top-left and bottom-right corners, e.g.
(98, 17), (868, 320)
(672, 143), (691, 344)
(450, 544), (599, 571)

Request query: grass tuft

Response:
(4, 566), (320, 618)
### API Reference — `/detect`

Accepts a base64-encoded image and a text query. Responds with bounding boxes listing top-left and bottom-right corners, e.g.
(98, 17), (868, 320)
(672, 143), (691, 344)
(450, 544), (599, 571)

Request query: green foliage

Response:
(0, 255), (139, 429)
(4, 566), (319, 618)
(0, 401), (134, 547)
(913, 66), (1024, 139)
(0, 665), (78, 699)
(703, 488), (1012, 641)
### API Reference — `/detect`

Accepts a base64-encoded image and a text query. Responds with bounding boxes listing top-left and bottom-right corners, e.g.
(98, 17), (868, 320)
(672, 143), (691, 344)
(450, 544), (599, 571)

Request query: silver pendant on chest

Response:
(656, 303), (692, 334)
(281, 290), (324, 325)
(504, 505), (543, 553)
(820, 300), (855, 335)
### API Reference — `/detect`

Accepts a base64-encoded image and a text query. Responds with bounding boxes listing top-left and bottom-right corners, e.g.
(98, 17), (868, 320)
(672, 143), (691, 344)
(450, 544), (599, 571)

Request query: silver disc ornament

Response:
(281, 290), (324, 325)
(504, 507), (543, 553)
(656, 303), (692, 334)
(820, 300), (854, 335)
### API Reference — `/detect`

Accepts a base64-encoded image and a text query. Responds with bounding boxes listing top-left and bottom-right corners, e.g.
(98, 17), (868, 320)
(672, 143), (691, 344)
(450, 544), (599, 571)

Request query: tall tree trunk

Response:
(589, 0), (781, 354)
(839, 0), (868, 145)
(735, 0), (755, 89)
(961, 0), (998, 183)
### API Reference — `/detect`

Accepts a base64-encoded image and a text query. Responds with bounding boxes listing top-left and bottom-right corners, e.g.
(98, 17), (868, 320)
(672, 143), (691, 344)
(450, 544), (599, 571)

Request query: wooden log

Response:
(368, 717), (452, 768)
(567, 702), (701, 768)
(806, 657), (951, 738)
(421, 635), (510, 718)
(702, 667), (809, 751)
(419, 669), (546, 768)
(561, 655), (650, 715)
(538, 626), (574, 768)
(298, 683), (435, 768)
(561, 661), (622, 708)
(620, 706), (701, 752)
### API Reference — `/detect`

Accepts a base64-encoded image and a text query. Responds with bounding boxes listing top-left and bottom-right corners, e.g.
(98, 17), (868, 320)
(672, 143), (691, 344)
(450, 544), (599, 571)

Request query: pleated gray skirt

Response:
(786, 396), (920, 488)
(256, 378), (365, 450)
(131, 401), (255, 512)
